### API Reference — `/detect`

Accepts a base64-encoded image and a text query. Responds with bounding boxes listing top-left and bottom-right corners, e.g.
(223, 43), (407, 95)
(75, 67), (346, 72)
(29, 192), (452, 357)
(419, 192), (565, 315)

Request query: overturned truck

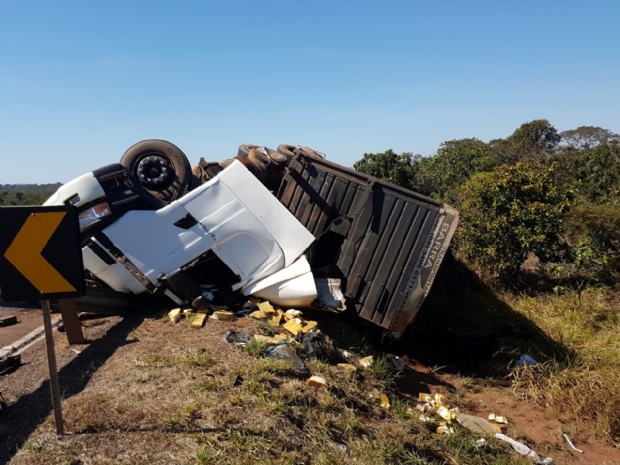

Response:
(44, 141), (458, 334)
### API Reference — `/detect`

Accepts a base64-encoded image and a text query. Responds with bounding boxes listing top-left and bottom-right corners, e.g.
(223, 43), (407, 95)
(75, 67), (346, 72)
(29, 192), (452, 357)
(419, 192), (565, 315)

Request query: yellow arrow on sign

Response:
(4, 212), (77, 294)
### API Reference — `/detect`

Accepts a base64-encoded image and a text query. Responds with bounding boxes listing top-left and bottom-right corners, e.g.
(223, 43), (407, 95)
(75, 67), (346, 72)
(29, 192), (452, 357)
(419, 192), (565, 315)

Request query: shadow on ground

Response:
(0, 312), (146, 464)
(306, 251), (576, 383)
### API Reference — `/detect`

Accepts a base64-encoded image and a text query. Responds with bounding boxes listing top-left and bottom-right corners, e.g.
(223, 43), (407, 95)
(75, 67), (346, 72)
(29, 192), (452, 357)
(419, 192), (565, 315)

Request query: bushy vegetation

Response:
(354, 121), (620, 443)
(354, 120), (620, 286)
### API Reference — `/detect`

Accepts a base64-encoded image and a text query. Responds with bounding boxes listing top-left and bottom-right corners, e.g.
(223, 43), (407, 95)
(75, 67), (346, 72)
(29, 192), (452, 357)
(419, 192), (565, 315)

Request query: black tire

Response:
(121, 140), (192, 202)
(238, 144), (288, 165)
(277, 144), (326, 160)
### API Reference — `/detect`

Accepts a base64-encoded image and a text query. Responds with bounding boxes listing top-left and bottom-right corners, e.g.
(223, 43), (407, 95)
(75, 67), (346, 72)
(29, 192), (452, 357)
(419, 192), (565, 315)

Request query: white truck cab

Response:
(45, 160), (315, 307)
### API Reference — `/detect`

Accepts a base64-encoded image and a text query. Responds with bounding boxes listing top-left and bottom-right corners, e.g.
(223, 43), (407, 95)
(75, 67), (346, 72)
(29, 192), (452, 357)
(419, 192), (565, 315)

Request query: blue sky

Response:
(1, 1), (618, 184)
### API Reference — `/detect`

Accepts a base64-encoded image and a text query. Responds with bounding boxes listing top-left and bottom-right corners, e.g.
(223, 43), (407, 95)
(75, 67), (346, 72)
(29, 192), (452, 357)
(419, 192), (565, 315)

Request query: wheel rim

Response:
(136, 154), (174, 189)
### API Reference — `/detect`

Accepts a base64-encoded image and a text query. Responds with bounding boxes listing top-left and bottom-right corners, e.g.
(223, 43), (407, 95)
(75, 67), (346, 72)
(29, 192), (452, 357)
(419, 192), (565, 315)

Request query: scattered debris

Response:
(0, 316), (17, 327)
(488, 413), (509, 424)
(517, 354), (538, 367)
(563, 433), (584, 453)
(168, 308), (181, 324)
(330, 363), (357, 376)
(283, 319), (303, 336)
(225, 330), (251, 346)
(388, 355), (406, 372)
(266, 343), (307, 373)
(233, 375), (244, 387)
(307, 375), (327, 389)
(191, 314), (207, 328)
(495, 433), (554, 464)
(359, 356), (374, 368)
(457, 413), (501, 434)
(380, 393), (391, 410)
(210, 310), (234, 321)
(314, 278), (346, 311)
(0, 353), (20, 375)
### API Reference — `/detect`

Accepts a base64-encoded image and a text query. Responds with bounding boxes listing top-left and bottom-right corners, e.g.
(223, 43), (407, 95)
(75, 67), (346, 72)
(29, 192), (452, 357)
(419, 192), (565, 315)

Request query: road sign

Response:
(0, 205), (85, 301)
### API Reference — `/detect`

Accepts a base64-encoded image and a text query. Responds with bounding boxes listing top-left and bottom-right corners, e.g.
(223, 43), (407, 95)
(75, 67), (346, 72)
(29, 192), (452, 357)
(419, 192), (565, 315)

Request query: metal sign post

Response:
(40, 300), (64, 435)
(0, 205), (86, 436)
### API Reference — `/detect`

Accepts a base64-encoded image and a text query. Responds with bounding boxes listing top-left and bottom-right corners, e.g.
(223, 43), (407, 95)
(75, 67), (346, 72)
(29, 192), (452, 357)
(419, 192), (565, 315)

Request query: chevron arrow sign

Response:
(0, 205), (85, 301)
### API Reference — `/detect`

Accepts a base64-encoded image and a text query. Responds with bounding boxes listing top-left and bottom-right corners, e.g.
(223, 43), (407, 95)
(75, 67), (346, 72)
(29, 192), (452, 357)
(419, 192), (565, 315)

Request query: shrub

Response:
(458, 162), (572, 281)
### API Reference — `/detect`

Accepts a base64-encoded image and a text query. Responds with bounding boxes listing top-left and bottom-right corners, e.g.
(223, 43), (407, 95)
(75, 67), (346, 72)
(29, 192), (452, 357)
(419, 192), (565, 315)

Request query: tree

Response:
(490, 119), (561, 165)
(459, 162), (572, 281)
(560, 126), (620, 150)
(353, 149), (421, 191)
(415, 138), (494, 206)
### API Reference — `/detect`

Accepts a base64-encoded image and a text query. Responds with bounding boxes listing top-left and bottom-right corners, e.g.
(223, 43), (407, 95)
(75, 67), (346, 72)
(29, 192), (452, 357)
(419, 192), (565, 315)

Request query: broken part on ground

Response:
(44, 141), (459, 335)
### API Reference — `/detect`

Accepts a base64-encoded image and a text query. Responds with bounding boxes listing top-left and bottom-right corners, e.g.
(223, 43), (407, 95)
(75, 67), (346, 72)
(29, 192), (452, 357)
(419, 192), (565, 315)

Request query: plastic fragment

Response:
(389, 356), (406, 371)
(457, 413), (502, 434)
(517, 354), (538, 367)
(436, 425), (454, 435)
(495, 433), (554, 463)
(380, 393), (391, 410)
(225, 330), (251, 345)
(488, 413), (508, 424)
(475, 438), (487, 449)
(359, 356), (374, 368)
(307, 375), (327, 389)
(562, 434), (584, 453)
(248, 297), (261, 305)
(267, 343), (307, 373)
(168, 308), (181, 324)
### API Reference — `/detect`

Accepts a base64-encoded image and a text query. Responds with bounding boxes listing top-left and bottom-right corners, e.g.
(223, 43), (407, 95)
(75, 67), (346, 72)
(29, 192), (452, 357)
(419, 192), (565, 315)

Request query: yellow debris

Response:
(437, 406), (458, 421)
(191, 313), (206, 327)
(271, 309), (284, 326)
(359, 356), (374, 368)
(274, 334), (290, 343)
(283, 319), (303, 335)
(253, 334), (280, 345)
(168, 308), (181, 324)
(259, 301), (277, 315)
(306, 375), (327, 389)
(337, 363), (357, 373)
(380, 393), (391, 410)
(284, 309), (302, 321)
(300, 320), (318, 333)
(211, 310), (234, 321)
(248, 296), (262, 305)
(418, 393), (433, 403)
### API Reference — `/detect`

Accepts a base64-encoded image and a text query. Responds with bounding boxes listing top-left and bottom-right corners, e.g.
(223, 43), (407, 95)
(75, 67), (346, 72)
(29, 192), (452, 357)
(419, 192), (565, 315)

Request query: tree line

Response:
(353, 121), (620, 287)
(0, 183), (62, 206)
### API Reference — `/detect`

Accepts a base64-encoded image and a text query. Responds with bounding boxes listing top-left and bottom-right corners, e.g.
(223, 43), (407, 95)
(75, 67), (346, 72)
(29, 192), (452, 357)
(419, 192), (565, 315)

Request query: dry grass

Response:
(9, 315), (529, 465)
(504, 287), (620, 440)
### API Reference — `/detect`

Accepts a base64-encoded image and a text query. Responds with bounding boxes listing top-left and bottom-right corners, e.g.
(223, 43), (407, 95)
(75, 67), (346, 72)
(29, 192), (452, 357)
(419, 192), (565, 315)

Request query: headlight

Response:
(78, 202), (112, 229)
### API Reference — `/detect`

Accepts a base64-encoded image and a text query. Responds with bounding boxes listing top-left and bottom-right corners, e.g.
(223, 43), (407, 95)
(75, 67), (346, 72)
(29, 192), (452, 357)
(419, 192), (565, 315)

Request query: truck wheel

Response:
(277, 144), (326, 160)
(238, 144), (288, 165)
(120, 140), (192, 202)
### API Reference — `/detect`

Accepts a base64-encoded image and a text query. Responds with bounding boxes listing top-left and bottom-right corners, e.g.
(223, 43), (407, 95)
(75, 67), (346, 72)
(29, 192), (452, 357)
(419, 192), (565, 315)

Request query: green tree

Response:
(552, 140), (620, 204)
(490, 119), (560, 165)
(415, 138), (494, 206)
(353, 149), (421, 191)
(459, 162), (572, 281)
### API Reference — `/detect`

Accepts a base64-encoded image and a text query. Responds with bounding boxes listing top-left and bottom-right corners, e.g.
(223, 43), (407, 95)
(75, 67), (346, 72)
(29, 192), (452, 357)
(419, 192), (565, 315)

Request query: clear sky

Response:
(1, 1), (618, 184)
